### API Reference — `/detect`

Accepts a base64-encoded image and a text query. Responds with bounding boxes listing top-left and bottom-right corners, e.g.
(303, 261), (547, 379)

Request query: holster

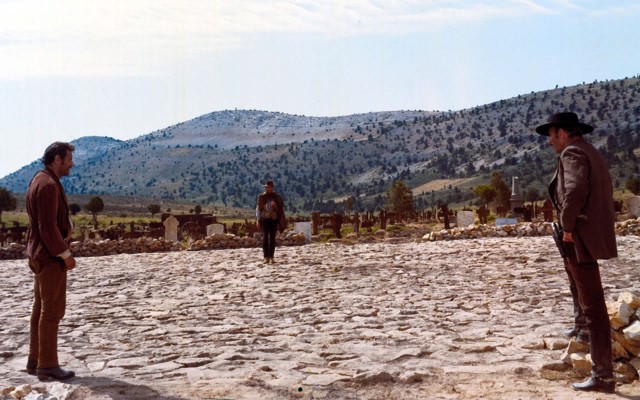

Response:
(552, 223), (567, 258)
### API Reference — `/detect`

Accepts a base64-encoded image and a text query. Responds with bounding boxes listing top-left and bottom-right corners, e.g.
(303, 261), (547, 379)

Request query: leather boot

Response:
(575, 331), (590, 344)
(562, 327), (579, 338)
(572, 376), (615, 393)
(37, 367), (76, 381)
(26, 360), (37, 375)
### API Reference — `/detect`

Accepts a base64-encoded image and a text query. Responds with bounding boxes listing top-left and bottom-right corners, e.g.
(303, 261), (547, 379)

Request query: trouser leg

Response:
(261, 219), (277, 258)
(261, 221), (270, 258)
(29, 259), (67, 369)
(563, 260), (588, 331)
(565, 246), (612, 378)
(28, 260), (42, 364)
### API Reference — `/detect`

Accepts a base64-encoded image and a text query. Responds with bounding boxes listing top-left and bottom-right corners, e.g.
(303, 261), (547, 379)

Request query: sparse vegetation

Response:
(147, 203), (161, 217)
(0, 187), (17, 223)
(473, 184), (497, 206)
(1, 77), (638, 214)
(85, 196), (104, 225)
(69, 203), (81, 215)
(386, 180), (414, 217)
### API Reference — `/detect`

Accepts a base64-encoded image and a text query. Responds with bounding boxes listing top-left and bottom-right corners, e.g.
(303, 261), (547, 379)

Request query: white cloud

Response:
(0, 0), (634, 80)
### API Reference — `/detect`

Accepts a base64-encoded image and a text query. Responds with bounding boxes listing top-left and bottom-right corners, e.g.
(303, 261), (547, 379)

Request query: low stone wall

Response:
(558, 292), (640, 384)
(422, 218), (640, 242)
(187, 231), (307, 251)
(0, 232), (308, 260)
(0, 243), (25, 260)
(70, 237), (183, 258)
(1, 219), (638, 260)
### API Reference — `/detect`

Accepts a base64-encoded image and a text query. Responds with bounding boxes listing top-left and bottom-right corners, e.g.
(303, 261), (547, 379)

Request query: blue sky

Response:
(1, 0), (639, 179)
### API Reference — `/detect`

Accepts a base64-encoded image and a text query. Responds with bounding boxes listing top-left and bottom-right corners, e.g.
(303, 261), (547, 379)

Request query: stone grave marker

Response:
(163, 215), (179, 242)
(207, 223), (225, 237)
(626, 196), (640, 218)
(495, 218), (518, 226)
(293, 222), (312, 242)
(456, 210), (475, 227)
(510, 176), (524, 213)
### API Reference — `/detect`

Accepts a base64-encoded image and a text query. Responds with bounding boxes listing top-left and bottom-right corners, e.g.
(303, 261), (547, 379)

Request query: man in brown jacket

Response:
(256, 180), (286, 263)
(25, 142), (77, 381)
(536, 112), (617, 393)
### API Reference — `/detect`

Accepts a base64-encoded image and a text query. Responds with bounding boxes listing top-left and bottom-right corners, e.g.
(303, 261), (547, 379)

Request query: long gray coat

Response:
(549, 138), (618, 263)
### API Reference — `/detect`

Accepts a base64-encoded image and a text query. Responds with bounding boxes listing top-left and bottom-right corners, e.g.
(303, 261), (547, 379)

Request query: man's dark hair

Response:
(42, 142), (75, 166)
(564, 125), (585, 138)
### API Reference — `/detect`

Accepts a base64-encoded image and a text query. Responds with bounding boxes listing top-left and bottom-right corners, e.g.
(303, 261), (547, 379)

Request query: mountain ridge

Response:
(2, 77), (639, 213)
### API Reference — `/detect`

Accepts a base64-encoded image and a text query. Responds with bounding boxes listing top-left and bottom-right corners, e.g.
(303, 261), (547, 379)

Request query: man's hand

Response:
(563, 231), (574, 243)
(63, 256), (76, 271)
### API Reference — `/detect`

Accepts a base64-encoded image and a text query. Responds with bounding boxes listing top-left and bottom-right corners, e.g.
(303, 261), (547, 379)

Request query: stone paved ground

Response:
(1, 236), (640, 399)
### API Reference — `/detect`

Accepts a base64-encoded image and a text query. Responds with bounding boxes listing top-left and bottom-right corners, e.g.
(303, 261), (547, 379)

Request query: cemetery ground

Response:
(2, 236), (640, 400)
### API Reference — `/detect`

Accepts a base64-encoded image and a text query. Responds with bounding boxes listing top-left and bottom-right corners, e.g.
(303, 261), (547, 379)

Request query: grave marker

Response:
(456, 210), (475, 227)
(163, 215), (179, 242)
(207, 223), (225, 236)
(626, 196), (640, 218)
(293, 222), (312, 242)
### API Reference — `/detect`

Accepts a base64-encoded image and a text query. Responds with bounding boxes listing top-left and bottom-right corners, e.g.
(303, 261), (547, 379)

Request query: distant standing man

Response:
(256, 180), (285, 263)
(25, 142), (77, 381)
(535, 112), (617, 393)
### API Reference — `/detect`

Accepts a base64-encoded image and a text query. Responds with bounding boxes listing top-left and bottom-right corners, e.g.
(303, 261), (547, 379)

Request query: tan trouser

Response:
(28, 258), (67, 369)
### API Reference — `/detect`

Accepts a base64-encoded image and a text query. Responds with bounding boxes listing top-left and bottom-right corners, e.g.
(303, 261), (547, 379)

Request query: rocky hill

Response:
(1, 77), (639, 213)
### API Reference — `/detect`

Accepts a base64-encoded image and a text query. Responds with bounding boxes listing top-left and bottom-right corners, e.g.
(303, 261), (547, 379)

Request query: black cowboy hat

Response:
(535, 112), (594, 136)
(264, 180), (274, 187)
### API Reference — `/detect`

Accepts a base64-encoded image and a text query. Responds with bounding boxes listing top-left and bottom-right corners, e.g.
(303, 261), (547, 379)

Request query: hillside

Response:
(1, 77), (639, 214)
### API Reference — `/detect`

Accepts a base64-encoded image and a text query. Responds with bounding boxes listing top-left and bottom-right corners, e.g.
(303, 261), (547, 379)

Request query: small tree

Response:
(343, 196), (356, 214)
(148, 203), (161, 217)
(490, 171), (511, 210)
(0, 187), (17, 223)
(525, 188), (541, 203)
(472, 184), (497, 205)
(194, 204), (202, 214)
(69, 203), (81, 216)
(85, 196), (104, 226)
(386, 180), (414, 218)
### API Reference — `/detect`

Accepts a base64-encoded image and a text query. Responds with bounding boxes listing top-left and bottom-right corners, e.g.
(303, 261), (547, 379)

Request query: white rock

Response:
(608, 300), (634, 330)
(623, 320), (640, 345)
(618, 292), (640, 310)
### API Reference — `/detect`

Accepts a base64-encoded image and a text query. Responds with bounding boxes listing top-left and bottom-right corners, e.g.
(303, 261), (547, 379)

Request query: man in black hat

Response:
(256, 180), (286, 263)
(536, 112), (617, 393)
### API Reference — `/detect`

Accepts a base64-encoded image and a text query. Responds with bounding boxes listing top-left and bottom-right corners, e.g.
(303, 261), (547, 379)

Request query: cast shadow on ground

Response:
(615, 393), (640, 400)
(70, 376), (188, 400)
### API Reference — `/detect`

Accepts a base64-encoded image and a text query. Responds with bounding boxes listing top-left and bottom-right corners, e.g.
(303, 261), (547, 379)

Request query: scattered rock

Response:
(569, 352), (591, 375)
(353, 370), (394, 384)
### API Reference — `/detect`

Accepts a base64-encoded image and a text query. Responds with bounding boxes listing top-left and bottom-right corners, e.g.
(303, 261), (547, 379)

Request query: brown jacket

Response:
(256, 191), (286, 232)
(25, 167), (71, 262)
(549, 138), (618, 263)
